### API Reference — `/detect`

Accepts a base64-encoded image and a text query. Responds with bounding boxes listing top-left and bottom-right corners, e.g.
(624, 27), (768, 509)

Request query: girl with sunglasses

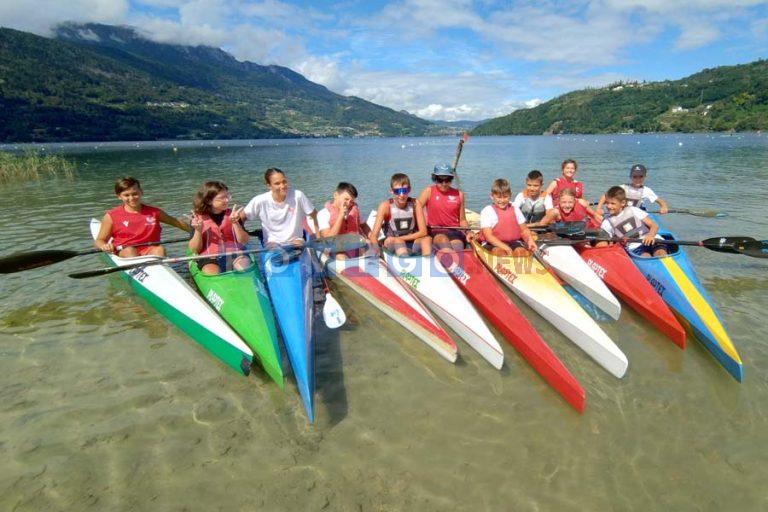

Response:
(369, 173), (429, 256)
(416, 163), (470, 252)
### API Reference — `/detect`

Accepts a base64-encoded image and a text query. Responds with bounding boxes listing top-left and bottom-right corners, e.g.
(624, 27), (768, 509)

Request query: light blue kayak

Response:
(627, 217), (743, 381)
(260, 246), (315, 422)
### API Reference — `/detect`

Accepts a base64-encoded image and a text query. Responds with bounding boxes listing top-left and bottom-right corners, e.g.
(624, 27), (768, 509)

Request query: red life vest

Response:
(107, 204), (162, 247)
(425, 184), (461, 229)
(552, 176), (583, 200)
(557, 201), (599, 229)
(199, 209), (241, 256)
(479, 204), (522, 243)
(325, 201), (361, 235)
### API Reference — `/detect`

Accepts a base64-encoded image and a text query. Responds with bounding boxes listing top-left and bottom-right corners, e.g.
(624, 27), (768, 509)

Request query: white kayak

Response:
(89, 219), (254, 375)
(320, 252), (458, 362)
(382, 251), (505, 369)
(537, 243), (621, 320)
(472, 240), (628, 378)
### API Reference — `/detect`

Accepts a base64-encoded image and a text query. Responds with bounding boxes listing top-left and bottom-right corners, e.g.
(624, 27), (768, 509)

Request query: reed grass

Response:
(0, 150), (76, 184)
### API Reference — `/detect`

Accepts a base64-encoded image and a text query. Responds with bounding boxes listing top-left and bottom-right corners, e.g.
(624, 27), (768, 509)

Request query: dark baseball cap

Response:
(630, 164), (647, 177)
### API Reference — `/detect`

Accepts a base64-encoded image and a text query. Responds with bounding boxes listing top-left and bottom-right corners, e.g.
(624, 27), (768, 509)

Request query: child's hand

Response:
(594, 211), (604, 223)
(526, 238), (538, 252)
(642, 234), (656, 246)
(100, 242), (115, 253)
(190, 211), (204, 232)
(465, 231), (476, 243)
(659, 205), (669, 214)
(229, 205), (244, 224)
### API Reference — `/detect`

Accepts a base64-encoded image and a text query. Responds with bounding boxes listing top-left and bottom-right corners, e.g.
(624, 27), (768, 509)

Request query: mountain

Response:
(472, 60), (768, 135)
(0, 24), (433, 142)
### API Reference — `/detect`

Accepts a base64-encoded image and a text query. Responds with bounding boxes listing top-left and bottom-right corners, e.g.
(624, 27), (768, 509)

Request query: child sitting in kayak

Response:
(317, 182), (370, 238)
(94, 176), (191, 257)
(596, 164), (669, 213)
(512, 170), (553, 227)
(539, 188), (601, 229)
(188, 181), (250, 275)
(240, 167), (318, 246)
(368, 173), (429, 256)
(478, 179), (538, 256)
(599, 186), (667, 258)
(416, 163), (471, 251)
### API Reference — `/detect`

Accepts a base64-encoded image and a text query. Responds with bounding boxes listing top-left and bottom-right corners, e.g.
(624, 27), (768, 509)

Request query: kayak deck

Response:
(627, 223), (742, 381)
(89, 219), (254, 375)
(472, 240), (628, 378)
(438, 249), (585, 412)
(189, 254), (284, 387)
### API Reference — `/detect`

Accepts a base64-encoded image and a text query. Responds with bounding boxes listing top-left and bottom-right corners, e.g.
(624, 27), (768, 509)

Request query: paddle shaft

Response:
(451, 133), (469, 189)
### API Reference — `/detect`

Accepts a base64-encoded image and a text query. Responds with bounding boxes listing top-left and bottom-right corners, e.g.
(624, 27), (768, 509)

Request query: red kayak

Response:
(437, 249), (586, 413)
(576, 244), (686, 348)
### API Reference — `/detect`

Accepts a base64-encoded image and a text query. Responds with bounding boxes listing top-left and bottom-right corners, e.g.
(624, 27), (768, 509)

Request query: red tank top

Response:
(479, 204), (522, 243)
(325, 202), (361, 235)
(199, 209), (241, 256)
(552, 176), (583, 200)
(425, 185), (461, 228)
(107, 204), (162, 247)
(558, 201), (599, 229)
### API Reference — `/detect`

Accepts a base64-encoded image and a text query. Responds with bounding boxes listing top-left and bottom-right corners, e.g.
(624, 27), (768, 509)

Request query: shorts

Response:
(135, 245), (160, 256)
(627, 234), (664, 255)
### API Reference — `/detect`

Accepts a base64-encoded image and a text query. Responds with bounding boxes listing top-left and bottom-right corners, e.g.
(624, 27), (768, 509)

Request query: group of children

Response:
(94, 159), (672, 273)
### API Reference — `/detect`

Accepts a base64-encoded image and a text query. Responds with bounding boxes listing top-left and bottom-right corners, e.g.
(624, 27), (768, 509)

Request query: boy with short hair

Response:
(512, 170), (554, 227)
(597, 164), (669, 213)
(479, 178), (537, 256)
(368, 173), (430, 256)
(600, 186), (666, 258)
(317, 182), (369, 238)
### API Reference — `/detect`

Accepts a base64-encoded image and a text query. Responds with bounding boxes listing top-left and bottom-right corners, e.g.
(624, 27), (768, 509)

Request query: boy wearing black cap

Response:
(597, 164), (669, 213)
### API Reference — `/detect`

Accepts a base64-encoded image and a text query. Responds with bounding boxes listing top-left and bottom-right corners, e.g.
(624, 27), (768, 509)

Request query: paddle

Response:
(538, 235), (768, 258)
(590, 202), (726, 218)
(451, 132), (470, 189)
(320, 276), (346, 329)
(0, 236), (192, 274)
(68, 234), (369, 279)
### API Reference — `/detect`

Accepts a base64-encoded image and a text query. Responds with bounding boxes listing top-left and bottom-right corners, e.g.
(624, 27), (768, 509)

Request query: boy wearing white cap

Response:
(597, 164), (669, 213)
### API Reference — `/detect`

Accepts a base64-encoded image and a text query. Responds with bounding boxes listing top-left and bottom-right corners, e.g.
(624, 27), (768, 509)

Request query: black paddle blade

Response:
(0, 250), (79, 273)
(701, 237), (756, 255)
(735, 240), (768, 258)
(550, 221), (587, 236)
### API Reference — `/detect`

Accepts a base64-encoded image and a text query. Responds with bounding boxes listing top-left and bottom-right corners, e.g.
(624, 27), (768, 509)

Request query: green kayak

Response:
(189, 254), (284, 387)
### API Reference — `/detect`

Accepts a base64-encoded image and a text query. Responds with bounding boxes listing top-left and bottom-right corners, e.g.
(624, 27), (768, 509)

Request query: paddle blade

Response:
(322, 292), (346, 328)
(735, 240), (768, 258)
(0, 250), (79, 273)
(667, 208), (727, 218)
(701, 236), (756, 255)
(312, 234), (367, 255)
(550, 221), (587, 236)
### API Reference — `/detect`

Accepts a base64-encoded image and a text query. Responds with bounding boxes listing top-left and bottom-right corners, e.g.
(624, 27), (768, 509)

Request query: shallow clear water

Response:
(1, 134), (767, 510)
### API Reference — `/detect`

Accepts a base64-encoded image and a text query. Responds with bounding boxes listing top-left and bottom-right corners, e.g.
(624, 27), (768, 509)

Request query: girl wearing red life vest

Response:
(94, 176), (191, 258)
(543, 159), (598, 220)
(479, 179), (537, 257)
(188, 181), (250, 275)
(540, 188), (602, 229)
(416, 163), (471, 252)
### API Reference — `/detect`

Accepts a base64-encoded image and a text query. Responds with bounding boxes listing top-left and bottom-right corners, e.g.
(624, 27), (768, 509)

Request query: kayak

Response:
(382, 251), (505, 369)
(576, 244), (686, 348)
(627, 219), (742, 381)
(437, 249), (585, 412)
(189, 253), (283, 387)
(320, 252), (458, 362)
(471, 240), (628, 378)
(89, 219), (254, 375)
(260, 246), (316, 421)
(537, 243), (621, 320)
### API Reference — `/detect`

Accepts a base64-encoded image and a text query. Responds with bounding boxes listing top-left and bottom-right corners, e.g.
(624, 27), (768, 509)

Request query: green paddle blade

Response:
(0, 250), (79, 273)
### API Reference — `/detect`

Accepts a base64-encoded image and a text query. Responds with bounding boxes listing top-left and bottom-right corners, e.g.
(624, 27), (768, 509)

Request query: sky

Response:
(0, 0), (767, 121)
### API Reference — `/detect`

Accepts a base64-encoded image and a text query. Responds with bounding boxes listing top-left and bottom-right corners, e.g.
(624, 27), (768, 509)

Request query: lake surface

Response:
(1, 134), (767, 511)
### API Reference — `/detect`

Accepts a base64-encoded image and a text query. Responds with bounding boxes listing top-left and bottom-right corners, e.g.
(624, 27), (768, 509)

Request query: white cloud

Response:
(0, 0), (129, 36)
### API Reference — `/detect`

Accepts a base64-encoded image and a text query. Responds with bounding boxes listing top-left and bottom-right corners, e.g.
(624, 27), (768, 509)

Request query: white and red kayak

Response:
(382, 251), (505, 369)
(320, 252), (458, 363)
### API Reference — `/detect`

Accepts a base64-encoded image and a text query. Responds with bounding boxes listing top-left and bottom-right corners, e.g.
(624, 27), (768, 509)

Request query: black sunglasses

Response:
(433, 176), (453, 184)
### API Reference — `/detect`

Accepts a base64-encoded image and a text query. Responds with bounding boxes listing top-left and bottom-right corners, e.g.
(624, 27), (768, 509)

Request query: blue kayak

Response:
(627, 218), (743, 381)
(261, 247), (315, 422)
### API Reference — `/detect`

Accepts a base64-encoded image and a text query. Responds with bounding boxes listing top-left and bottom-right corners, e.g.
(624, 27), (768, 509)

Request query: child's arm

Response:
(458, 191), (468, 228)
(308, 209), (319, 236)
(188, 213), (204, 253)
(416, 187), (430, 210)
(229, 206), (249, 245)
(94, 214), (115, 253)
(543, 180), (557, 198)
(596, 193), (606, 211)
(368, 201), (387, 244)
(641, 216), (659, 245)
(655, 197), (669, 214)
(319, 205), (346, 238)
(537, 209), (560, 226)
(406, 199), (429, 241)
(159, 209), (192, 233)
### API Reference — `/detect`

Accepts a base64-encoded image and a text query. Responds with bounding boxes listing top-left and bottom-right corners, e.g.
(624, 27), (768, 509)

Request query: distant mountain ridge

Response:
(0, 23), (433, 142)
(473, 60), (768, 135)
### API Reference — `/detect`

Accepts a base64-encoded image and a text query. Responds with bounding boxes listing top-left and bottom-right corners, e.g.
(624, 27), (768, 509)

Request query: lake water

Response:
(1, 134), (767, 511)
